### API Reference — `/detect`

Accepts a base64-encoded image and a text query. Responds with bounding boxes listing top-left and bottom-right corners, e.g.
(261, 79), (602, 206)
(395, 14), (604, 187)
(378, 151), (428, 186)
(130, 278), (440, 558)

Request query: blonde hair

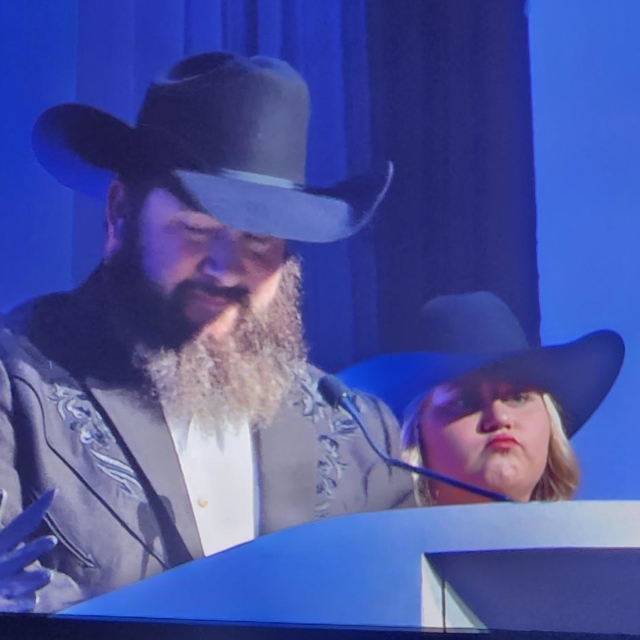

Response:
(401, 391), (580, 506)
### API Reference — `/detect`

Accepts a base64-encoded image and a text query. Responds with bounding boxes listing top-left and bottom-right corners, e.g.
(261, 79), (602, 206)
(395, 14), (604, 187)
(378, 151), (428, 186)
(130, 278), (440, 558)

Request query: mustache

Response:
(180, 280), (250, 304)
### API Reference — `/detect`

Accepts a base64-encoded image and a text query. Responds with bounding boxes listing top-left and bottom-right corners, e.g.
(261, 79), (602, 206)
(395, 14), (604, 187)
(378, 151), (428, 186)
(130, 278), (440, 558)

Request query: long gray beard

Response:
(135, 258), (307, 436)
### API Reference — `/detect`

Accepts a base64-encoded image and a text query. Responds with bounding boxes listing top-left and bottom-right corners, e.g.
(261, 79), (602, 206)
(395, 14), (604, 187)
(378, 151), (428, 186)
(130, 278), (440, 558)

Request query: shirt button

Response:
(197, 498), (208, 508)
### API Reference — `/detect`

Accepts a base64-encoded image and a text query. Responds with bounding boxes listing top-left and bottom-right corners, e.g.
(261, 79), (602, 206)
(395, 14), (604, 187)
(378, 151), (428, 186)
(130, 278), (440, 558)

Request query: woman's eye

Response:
(444, 392), (478, 414)
(506, 390), (532, 405)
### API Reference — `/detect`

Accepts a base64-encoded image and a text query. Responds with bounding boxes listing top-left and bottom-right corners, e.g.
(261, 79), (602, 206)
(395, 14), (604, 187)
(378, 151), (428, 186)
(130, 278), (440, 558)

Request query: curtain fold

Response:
(367, 0), (540, 350)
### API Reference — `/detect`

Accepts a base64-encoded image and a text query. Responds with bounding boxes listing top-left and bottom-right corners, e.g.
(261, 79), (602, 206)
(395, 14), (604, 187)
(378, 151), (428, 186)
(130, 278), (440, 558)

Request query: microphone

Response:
(318, 375), (511, 503)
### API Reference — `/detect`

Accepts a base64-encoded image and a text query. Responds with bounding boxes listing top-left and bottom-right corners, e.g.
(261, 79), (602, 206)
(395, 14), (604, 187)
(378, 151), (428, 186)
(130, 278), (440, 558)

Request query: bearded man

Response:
(0, 52), (413, 613)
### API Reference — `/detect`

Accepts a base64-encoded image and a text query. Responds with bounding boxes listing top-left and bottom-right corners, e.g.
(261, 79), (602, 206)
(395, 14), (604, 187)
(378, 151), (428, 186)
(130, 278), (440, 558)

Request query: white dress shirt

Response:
(167, 415), (257, 557)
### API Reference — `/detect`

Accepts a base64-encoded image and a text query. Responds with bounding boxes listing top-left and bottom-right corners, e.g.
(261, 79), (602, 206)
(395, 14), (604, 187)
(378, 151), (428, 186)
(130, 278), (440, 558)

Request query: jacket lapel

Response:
(46, 269), (203, 563)
(85, 379), (203, 563)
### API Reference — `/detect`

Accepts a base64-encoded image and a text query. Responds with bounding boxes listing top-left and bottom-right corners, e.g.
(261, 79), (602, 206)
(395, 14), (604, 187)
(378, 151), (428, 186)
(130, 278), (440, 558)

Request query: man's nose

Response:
(199, 228), (245, 284)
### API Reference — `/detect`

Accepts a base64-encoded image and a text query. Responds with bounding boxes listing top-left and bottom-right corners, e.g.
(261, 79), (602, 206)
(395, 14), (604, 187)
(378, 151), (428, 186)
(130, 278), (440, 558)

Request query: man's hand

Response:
(0, 490), (57, 613)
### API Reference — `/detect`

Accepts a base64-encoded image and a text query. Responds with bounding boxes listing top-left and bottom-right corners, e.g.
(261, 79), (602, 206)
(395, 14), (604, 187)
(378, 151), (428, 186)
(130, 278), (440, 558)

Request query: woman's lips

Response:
(486, 435), (519, 450)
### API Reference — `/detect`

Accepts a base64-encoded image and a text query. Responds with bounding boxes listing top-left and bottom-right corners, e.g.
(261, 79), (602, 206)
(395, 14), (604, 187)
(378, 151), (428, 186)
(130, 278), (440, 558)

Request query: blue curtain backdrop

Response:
(367, 0), (540, 351)
(0, 0), (539, 371)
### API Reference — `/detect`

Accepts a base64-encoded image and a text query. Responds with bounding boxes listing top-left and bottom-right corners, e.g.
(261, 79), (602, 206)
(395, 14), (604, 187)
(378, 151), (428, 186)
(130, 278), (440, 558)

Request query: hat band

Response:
(215, 167), (299, 189)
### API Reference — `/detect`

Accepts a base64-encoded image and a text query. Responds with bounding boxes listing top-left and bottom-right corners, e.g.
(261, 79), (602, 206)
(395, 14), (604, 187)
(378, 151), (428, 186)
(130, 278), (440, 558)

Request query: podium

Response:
(60, 502), (640, 634)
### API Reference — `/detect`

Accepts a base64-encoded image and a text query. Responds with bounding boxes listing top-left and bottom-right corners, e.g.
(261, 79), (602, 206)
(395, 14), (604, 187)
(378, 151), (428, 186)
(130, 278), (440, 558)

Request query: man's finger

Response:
(0, 568), (52, 598)
(0, 535), (57, 580)
(0, 491), (55, 555)
(0, 593), (36, 614)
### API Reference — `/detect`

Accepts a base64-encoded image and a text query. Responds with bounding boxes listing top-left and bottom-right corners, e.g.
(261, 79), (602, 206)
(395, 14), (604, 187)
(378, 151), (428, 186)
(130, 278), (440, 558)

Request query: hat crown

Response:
(31, 50), (393, 244)
(420, 291), (530, 356)
(135, 52), (310, 182)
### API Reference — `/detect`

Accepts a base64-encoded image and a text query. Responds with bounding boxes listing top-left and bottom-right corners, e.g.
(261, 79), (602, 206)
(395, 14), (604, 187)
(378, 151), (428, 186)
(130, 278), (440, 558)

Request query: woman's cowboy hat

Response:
(32, 51), (393, 243)
(339, 292), (624, 437)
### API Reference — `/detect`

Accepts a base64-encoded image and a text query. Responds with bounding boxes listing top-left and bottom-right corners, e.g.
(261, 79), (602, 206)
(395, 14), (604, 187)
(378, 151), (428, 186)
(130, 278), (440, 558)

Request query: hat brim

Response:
(32, 103), (392, 243)
(174, 164), (392, 243)
(338, 330), (625, 438)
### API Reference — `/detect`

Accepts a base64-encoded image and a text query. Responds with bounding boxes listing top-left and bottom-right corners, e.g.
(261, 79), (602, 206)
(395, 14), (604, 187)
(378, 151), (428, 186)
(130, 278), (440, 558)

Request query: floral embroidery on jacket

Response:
(46, 383), (146, 502)
(293, 371), (364, 517)
(292, 374), (328, 423)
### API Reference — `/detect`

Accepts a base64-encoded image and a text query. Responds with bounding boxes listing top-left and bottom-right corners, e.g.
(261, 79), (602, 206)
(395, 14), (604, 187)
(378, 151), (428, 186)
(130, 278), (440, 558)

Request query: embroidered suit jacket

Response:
(0, 270), (415, 613)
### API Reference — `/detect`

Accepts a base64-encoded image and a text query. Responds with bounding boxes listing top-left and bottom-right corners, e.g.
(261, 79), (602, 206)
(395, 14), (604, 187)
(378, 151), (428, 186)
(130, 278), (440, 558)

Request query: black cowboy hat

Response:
(339, 292), (625, 437)
(32, 51), (393, 243)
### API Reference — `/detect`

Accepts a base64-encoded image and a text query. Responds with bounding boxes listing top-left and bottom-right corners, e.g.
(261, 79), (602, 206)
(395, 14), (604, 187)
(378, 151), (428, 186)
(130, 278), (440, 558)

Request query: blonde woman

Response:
(340, 292), (624, 505)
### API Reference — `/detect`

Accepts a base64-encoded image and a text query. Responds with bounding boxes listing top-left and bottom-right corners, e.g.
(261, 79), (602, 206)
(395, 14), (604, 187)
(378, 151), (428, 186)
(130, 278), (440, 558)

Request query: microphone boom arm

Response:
(319, 375), (511, 503)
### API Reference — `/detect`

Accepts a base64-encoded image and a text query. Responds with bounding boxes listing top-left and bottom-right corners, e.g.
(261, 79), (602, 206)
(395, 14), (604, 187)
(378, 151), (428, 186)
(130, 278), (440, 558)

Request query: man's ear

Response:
(104, 181), (127, 260)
